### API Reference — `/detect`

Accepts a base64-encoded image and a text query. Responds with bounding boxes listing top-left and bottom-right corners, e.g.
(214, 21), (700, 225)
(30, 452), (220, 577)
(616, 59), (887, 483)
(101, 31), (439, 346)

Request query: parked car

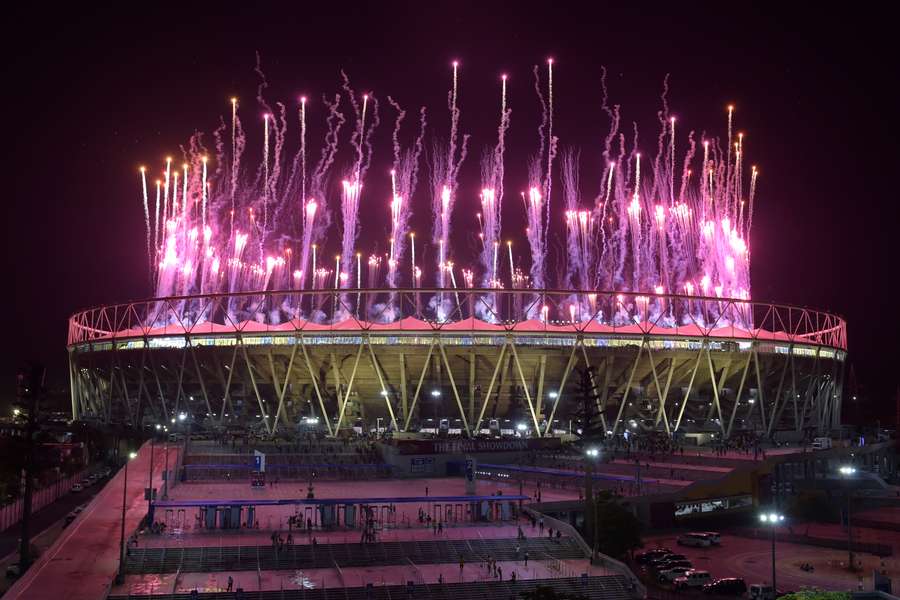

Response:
(702, 531), (722, 545)
(749, 584), (776, 600)
(64, 506), (85, 527)
(5, 563), (21, 579)
(80, 479), (92, 488)
(674, 570), (712, 589)
(649, 554), (688, 569)
(659, 566), (693, 582)
(704, 578), (747, 595)
(678, 532), (713, 547)
(657, 560), (693, 572)
(637, 548), (673, 564)
(71, 483), (83, 493)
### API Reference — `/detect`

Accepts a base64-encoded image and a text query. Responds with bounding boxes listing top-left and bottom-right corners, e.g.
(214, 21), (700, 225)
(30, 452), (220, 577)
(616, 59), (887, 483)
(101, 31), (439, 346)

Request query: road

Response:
(0, 475), (106, 560)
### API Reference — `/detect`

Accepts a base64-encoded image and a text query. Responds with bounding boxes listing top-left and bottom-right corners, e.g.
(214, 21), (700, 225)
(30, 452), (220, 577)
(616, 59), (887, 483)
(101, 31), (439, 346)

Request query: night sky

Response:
(3, 5), (897, 419)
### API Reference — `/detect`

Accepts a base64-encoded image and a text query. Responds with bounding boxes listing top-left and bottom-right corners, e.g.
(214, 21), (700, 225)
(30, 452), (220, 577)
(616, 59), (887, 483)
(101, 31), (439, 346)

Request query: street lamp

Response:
(759, 512), (784, 592)
(585, 447), (601, 561)
(839, 465), (857, 570)
(117, 451), (138, 584)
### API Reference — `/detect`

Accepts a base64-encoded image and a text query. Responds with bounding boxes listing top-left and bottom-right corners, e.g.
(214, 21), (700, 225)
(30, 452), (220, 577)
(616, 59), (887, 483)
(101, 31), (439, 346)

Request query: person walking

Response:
(539, 518), (544, 534)
(524, 550), (529, 567)
(227, 576), (233, 592)
(459, 557), (464, 579)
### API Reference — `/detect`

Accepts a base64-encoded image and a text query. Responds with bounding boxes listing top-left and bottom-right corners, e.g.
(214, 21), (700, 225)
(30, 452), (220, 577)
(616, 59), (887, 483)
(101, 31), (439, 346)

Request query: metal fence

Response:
(68, 288), (847, 351)
(0, 470), (84, 531)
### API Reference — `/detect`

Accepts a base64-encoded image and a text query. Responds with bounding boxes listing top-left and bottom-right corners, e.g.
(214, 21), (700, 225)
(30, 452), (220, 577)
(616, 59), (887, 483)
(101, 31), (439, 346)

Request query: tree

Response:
(778, 592), (849, 600)
(520, 584), (588, 600)
(593, 497), (643, 559)
(787, 492), (838, 535)
(573, 367), (605, 443)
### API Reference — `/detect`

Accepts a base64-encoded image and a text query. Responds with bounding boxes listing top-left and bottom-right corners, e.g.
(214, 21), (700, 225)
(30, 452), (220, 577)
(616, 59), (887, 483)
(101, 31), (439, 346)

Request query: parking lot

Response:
(641, 531), (898, 594)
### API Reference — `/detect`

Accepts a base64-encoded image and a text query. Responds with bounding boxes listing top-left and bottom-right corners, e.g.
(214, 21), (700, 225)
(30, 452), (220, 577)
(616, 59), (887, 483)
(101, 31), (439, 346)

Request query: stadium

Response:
(67, 287), (846, 440)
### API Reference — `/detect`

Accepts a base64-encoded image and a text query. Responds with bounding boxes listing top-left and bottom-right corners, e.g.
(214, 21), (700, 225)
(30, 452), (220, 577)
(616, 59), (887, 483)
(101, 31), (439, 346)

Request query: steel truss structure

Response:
(68, 289), (846, 438)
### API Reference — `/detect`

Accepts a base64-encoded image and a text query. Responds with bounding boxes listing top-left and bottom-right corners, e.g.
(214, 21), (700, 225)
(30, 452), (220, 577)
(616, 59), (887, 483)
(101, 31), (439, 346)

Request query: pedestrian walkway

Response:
(4, 442), (176, 600)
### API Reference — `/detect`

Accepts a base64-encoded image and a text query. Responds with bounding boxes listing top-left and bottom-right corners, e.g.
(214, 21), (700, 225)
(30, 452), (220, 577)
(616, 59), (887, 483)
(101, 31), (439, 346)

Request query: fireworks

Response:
(139, 62), (756, 327)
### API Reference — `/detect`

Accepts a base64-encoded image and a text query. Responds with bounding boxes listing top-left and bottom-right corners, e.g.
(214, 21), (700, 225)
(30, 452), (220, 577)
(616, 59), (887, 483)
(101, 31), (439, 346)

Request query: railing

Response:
(0, 469), (84, 531)
(523, 505), (648, 599)
(68, 287), (847, 350)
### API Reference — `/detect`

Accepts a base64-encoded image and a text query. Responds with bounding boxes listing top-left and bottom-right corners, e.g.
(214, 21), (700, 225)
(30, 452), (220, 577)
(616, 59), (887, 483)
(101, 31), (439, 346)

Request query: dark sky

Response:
(3, 4), (897, 418)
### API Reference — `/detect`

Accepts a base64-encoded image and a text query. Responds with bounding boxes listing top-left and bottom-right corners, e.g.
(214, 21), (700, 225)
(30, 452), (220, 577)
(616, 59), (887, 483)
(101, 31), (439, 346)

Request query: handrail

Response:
(523, 505), (647, 598)
(67, 287), (847, 351)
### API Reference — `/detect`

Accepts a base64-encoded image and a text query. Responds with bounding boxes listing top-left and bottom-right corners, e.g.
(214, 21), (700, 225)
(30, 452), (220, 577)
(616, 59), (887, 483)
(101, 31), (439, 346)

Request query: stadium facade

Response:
(67, 288), (847, 440)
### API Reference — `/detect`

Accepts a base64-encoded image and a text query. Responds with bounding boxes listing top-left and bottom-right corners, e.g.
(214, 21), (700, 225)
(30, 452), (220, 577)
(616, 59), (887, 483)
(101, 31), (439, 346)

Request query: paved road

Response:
(0, 475), (106, 561)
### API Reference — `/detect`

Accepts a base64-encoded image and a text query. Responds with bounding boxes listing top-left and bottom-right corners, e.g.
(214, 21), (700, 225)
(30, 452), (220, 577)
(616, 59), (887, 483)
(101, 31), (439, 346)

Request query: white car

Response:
(749, 584), (776, 600)
(701, 531), (721, 545)
(658, 566), (692, 582)
(677, 532), (712, 547)
(674, 570), (711, 589)
(71, 483), (83, 493)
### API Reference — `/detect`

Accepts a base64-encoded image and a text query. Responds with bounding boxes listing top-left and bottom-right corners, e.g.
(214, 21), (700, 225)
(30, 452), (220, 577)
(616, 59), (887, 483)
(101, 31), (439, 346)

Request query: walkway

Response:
(4, 442), (177, 600)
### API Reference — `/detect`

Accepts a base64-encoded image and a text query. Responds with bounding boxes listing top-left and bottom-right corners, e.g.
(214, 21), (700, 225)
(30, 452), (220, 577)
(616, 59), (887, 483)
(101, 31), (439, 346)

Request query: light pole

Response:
(840, 465), (857, 570)
(147, 435), (155, 515)
(585, 447), (600, 561)
(163, 440), (170, 500)
(117, 451), (138, 584)
(759, 511), (784, 592)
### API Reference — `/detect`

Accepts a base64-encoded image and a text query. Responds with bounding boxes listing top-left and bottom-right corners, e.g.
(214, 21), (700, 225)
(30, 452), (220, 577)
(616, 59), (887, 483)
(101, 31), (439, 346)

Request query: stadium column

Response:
(437, 340), (471, 437)
(68, 350), (79, 421)
(189, 343), (214, 421)
(535, 355), (547, 430)
(299, 337), (333, 436)
(474, 342), (507, 434)
(610, 343), (644, 437)
(146, 349), (170, 423)
(673, 349), (702, 432)
(646, 347), (671, 435)
(705, 348), (727, 435)
(468, 352), (476, 427)
(508, 341), (541, 436)
(399, 353), (408, 428)
(725, 350), (754, 437)
(241, 341), (272, 435)
(366, 339), (400, 432)
(269, 344), (299, 434)
(403, 341), (436, 432)
(752, 347), (769, 429)
(216, 345), (239, 426)
(766, 348), (792, 437)
(578, 344), (608, 432)
(543, 341), (579, 436)
(797, 347), (822, 433)
(332, 346), (364, 435)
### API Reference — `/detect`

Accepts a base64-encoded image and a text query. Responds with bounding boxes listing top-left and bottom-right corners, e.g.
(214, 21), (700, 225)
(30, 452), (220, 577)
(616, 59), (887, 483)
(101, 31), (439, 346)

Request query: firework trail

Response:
(431, 61), (470, 293)
(386, 98), (426, 290)
(338, 73), (380, 291)
(479, 74), (511, 288)
(138, 63), (757, 331)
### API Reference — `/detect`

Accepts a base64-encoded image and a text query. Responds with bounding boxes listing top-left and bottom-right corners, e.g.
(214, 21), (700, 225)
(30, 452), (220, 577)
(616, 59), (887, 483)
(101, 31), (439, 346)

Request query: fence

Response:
(0, 470), (84, 531)
(523, 506), (648, 599)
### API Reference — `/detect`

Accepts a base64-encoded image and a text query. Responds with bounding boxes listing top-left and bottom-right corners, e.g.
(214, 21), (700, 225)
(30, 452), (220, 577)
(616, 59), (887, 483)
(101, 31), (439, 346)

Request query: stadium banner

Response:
(392, 437), (561, 455)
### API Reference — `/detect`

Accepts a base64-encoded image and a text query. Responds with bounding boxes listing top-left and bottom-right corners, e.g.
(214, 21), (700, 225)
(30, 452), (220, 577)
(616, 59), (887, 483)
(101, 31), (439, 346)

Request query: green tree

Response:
(593, 496), (643, 559)
(787, 492), (838, 534)
(520, 584), (588, 600)
(778, 592), (849, 600)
